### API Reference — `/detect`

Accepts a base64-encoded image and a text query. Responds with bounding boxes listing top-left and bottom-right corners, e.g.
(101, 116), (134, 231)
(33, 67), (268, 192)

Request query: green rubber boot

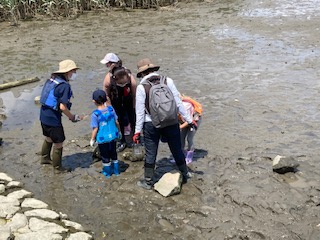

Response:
(52, 147), (68, 172)
(40, 140), (53, 164)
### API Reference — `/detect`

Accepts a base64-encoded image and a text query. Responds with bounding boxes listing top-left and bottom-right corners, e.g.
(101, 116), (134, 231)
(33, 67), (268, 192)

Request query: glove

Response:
(188, 120), (198, 131)
(71, 114), (81, 122)
(90, 139), (95, 147)
(117, 132), (122, 141)
(133, 132), (141, 144)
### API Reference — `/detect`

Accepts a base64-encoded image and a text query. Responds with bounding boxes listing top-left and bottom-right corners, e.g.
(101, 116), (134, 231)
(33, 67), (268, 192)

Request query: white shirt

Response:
(134, 72), (192, 133)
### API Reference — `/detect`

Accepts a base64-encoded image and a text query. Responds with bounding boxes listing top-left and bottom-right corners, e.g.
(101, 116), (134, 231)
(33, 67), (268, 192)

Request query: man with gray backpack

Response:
(133, 58), (196, 190)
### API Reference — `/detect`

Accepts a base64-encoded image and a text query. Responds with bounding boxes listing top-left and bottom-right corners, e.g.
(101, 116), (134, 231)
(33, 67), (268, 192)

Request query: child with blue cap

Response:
(90, 89), (122, 178)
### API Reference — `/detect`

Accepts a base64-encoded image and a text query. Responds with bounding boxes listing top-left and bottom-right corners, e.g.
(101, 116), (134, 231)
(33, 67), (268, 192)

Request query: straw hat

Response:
(54, 59), (79, 74)
(136, 58), (160, 78)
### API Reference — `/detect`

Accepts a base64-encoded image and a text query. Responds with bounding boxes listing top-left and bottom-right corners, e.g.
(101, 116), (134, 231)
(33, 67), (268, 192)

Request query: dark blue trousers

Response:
(143, 122), (186, 168)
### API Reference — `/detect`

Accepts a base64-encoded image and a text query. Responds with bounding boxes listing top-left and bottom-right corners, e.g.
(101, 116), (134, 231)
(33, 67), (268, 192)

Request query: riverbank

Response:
(1, 1), (320, 239)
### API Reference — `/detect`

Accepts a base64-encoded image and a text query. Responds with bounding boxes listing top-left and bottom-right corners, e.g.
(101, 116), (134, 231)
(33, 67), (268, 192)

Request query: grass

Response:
(0, 0), (176, 24)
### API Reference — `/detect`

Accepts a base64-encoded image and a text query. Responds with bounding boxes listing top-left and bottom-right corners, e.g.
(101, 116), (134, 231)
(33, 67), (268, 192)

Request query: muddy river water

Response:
(1, 0), (320, 239)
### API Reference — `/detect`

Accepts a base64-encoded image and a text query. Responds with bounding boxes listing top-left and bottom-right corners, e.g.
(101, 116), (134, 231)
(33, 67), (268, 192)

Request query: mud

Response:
(1, 0), (320, 239)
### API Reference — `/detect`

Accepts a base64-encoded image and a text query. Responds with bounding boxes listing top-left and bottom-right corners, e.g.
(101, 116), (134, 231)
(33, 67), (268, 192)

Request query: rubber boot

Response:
(52, 147), (68, 173)
(185, 150), (194, 165)
(40, 140), (53, 164)
(113, 160), (120, 176)
(178, 163), (192, 184)
(102, 163), (112, 178)
(137, 167), (154, 190)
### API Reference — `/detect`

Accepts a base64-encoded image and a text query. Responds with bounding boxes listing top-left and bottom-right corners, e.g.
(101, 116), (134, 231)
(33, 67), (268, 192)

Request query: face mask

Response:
(116, 83), (127, 87)
(69, 73), (77, 81)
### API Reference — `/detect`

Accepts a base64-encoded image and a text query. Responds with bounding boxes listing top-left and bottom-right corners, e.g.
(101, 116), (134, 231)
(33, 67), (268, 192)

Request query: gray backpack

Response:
(143, 75), (178, 128)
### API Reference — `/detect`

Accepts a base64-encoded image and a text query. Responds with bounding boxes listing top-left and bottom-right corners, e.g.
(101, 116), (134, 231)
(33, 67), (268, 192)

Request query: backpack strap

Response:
(93, 109), (107, 122)
(142, 75), (166, 114)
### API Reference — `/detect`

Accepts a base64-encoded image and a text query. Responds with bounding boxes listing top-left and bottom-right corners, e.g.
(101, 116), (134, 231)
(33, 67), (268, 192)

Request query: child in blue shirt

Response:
(90, 89), (122, 178)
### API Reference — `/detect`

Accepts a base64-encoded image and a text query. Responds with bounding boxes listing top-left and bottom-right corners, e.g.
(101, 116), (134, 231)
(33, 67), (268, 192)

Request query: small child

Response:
(90, 89), (122, 178)
(179, 95), (203, 164)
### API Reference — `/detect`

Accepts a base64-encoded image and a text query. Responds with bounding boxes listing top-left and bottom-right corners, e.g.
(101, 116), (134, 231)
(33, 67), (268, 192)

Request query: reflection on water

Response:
(0, 86), (42, 131)
(241, 0), (320, 18)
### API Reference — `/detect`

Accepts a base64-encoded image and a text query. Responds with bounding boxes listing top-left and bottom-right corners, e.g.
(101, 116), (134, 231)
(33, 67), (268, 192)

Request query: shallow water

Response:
(1, 0), (320, 239)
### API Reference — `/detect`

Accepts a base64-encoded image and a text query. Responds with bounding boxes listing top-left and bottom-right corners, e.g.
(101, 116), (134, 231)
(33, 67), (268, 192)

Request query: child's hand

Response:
(90, 139), (96, 147)
(117, 132), (122, 141)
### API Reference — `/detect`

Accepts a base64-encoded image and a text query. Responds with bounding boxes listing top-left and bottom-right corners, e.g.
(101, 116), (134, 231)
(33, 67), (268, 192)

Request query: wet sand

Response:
(1, 0), (320, 239)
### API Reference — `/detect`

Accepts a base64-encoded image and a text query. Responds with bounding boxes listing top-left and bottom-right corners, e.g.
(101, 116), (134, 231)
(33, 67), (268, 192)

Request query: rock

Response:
(24, 209), (60, 220)
(154, 172), (182, 197)
(34, 96), (41, 105)
(62, 220), (84, 231)
(6, 213), (28, 232)
(7, 181), (24, 188)
(28, 217), (68, 234)
(0, 173), (13, 182)
(7, 189), (33, 200)
(0, 195), (20, 218)
(66, 232), (93, 240)
(0, 184), (5, 194)
(14, 231), (63, 240)
(21, 198), (48, 209)
(122, 151), (144, 162)
(272, 155), (300, 174)
(0, 225), (12, 240)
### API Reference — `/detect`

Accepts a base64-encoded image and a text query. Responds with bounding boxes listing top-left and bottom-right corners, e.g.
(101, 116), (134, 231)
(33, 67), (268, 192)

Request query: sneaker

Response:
(117, 143), (127, 152)
(182, 172), (193, 184)
(137, 179), (153, 190)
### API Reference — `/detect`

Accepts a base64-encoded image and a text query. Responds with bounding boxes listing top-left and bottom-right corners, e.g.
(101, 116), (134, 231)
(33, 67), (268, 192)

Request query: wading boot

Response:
(102, 163), (112, 178)
(52, 147), (69, 173)
(40, 140), (53, 164)
(113, 160), (120, 176)
(137, 167), (154, 190)
(178, 163), (192, 184)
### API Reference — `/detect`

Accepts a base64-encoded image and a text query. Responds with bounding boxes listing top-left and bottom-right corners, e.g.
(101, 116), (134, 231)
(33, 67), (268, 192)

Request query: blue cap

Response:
(92, 89), (107, 102)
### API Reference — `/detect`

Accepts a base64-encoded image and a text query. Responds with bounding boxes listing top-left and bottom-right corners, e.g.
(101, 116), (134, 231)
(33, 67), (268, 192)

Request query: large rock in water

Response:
(154, 172), (182, 197)
(272, 155), (300, 174)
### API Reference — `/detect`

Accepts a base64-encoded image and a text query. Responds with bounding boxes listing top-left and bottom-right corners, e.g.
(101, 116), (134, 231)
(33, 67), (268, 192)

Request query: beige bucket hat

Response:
(54, 59), (79, 74)
(136, 58), (160, 78)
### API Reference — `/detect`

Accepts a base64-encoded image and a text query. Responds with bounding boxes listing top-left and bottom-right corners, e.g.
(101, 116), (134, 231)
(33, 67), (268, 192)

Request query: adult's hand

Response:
(133, 132), (141, 144)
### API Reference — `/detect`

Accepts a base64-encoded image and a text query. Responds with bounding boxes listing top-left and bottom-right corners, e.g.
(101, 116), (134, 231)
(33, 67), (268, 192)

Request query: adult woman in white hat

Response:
(39, 59), (82, 171)
(101, 53), (137, 152)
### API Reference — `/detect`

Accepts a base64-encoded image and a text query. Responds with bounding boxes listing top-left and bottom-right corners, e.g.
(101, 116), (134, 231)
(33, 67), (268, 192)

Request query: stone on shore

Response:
(66, 232), (93, 240)
(7, 181), (24, 188)
(28, 217), (68, 234)
(0, 172), (93, 239)
(0, 195), (20, 218)
(24, 209), (60, 220)
(7, 213), (28, 232)
(15, 231), (63, 240)
(272, 155), (300, 174)
(62, 219), (85, 231)
(21, 198), (48, 209)
(0, 184), (5, 194)
(0, 172), (13, 182)
(154, 171), (182, 197)
(7, 189), (33, 200)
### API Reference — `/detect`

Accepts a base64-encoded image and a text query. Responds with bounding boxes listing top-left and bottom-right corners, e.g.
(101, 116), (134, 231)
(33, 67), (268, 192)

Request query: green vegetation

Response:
(0, 0), (173, 24)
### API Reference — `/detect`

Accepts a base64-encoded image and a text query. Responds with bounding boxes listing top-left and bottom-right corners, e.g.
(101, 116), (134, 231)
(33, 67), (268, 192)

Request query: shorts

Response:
(41, 123), (65, 143)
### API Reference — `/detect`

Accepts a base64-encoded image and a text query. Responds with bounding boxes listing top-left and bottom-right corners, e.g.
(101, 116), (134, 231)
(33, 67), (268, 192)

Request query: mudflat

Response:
(0, 1), (320, 239)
